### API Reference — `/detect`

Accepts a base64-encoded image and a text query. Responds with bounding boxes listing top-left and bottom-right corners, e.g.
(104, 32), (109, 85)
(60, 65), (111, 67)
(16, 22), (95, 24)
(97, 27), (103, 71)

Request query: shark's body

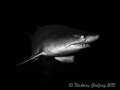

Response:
(17, 24), (99, 65)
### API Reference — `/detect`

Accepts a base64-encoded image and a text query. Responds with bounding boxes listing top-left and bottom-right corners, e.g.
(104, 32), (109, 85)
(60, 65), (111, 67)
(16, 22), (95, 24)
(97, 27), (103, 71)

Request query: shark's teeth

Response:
(66, 43), (90, 48)
(79, 43), (89, 47)
(83, 44), (89, 47)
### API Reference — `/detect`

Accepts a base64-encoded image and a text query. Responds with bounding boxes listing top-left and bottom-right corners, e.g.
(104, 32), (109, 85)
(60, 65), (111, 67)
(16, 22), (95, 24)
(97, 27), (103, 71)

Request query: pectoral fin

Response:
(54, 56), (74, 63)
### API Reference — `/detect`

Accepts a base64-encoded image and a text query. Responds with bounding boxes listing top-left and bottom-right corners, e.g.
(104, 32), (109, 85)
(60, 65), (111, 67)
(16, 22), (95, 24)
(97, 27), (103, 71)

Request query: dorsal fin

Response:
(35, 23), (41, 29)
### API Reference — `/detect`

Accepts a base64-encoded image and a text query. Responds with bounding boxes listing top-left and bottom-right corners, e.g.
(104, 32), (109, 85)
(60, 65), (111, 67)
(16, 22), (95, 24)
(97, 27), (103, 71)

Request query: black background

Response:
(2, 1), (117, 88)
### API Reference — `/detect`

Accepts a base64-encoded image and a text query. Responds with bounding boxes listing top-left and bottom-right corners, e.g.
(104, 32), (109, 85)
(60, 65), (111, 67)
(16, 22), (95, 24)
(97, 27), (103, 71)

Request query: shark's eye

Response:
(74, 35), (77, 37)
(73, 35), (80, 38)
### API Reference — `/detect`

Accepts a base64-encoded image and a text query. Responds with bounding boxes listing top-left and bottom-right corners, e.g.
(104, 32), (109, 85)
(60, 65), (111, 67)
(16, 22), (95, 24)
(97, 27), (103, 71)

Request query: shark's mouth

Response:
(66, 42), (90, 48)
(73, 42), (89, 47)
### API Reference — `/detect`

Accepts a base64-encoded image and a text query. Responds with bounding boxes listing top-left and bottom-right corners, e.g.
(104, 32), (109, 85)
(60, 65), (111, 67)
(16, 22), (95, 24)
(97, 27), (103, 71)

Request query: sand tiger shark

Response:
(17, 24), (99, 65)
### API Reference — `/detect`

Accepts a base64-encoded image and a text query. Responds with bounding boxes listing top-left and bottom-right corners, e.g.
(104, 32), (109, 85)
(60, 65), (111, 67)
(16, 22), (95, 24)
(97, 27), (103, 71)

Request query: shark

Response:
(17, 24), (99, 65)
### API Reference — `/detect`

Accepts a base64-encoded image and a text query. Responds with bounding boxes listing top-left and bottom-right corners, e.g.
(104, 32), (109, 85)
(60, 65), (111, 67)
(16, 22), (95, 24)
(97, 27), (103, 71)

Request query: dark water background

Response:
(2, 1), (117, 88)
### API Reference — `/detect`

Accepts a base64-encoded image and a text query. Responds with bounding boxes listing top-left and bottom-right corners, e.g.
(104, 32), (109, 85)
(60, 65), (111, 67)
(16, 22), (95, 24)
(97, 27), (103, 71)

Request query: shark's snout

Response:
(62, 34), (99, 52)
(85, 35), (99, 42)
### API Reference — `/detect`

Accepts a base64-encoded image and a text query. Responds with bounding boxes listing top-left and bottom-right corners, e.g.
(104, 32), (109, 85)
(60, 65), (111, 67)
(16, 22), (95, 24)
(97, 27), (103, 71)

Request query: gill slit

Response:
(44, 41), (52, 55)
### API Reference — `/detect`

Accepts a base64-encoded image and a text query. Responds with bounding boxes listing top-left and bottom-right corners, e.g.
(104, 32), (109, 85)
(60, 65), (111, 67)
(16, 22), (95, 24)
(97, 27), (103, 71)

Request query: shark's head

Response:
(45, 33), (99, 56)
(65, 34), (99, 49)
